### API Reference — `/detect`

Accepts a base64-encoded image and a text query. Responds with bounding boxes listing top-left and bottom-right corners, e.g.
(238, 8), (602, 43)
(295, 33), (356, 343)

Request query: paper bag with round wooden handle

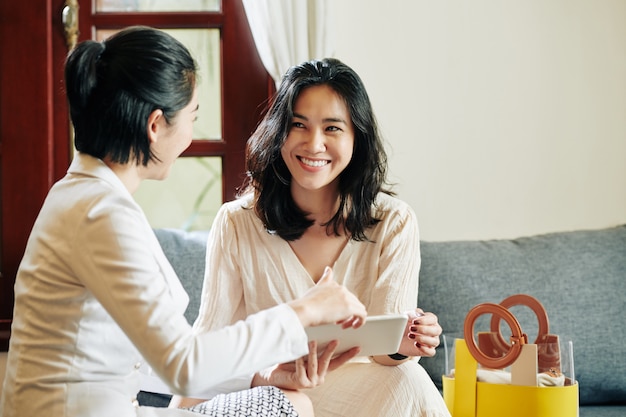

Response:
(464, 294), (561, 375)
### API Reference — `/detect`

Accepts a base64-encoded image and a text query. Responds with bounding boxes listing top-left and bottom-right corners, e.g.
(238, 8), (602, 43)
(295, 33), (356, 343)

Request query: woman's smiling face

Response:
(280, 84), (355, 197)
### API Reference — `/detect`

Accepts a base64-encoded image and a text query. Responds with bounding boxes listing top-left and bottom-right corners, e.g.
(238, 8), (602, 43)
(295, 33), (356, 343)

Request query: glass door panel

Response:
(134, 156), (222, 231)
(168, 28), (222, 140)
(96, 0), (221, 12)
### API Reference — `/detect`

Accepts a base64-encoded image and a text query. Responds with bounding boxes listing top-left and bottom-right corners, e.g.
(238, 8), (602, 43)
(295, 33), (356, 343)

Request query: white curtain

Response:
(242, 0), (334, 87)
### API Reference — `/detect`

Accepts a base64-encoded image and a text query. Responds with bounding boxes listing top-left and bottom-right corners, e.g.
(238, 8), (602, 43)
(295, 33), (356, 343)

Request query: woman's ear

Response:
(147, 109), (164, 144)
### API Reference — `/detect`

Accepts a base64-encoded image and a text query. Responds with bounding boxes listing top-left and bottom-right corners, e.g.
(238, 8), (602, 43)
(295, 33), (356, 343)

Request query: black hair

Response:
(64, 26), (197, 166)
(242, 58), (392, 241)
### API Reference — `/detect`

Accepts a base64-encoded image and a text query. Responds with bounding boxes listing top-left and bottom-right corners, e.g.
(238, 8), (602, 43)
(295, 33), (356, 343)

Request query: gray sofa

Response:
(150, 225), (626, 416)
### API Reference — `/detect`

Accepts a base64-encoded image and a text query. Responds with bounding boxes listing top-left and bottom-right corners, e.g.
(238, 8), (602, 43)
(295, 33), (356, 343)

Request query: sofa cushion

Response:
(417, 225), (626, 406)
(154, 228), (210, 324)
(579, 405), (626, 417)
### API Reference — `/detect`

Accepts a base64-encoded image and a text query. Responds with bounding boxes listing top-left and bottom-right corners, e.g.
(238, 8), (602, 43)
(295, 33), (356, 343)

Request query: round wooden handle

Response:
(490, 294), (550, 347)
(464, 302), (527, 369)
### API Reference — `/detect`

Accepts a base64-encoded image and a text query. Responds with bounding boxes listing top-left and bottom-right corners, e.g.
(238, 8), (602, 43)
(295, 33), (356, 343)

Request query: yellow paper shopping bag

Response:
(443, 339), (579, 417)
(443, 294), (579, 417)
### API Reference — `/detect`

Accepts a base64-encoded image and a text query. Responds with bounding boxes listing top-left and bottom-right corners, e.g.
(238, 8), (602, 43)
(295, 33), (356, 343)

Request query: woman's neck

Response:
(103, 158), (142, 194)
(291, 185), (340, 225)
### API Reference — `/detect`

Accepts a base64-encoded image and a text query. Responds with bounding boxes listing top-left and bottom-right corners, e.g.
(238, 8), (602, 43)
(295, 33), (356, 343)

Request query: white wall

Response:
(332, 0), (626, 241)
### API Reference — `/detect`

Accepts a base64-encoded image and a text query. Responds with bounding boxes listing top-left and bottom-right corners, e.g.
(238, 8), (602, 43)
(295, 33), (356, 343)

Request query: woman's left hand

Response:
(398, 308), (442, 358)
(252, 340), (360, 390)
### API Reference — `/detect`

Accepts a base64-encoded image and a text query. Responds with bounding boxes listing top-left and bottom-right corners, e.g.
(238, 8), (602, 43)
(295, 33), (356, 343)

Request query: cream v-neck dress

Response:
(194, 193), (451, 417)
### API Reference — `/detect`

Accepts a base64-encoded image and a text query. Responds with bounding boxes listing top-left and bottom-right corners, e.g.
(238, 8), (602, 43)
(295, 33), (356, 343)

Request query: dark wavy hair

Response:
(64, 26), (197, 166)
(241, 58), (392, 241)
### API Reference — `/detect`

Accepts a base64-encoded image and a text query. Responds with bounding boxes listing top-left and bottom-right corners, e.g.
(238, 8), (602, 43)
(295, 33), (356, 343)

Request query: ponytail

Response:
(65, 40), (105, 113)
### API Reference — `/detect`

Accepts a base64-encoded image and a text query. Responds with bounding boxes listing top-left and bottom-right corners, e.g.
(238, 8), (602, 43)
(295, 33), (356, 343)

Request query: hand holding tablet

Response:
(304, 314), (408, 357)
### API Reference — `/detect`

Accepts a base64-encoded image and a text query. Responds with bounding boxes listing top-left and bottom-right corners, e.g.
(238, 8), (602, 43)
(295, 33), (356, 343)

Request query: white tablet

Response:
(304, 314), (408, 357)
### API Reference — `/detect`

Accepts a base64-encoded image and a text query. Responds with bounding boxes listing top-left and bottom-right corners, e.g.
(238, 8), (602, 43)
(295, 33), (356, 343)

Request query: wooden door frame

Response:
(0, 0), (66, 349)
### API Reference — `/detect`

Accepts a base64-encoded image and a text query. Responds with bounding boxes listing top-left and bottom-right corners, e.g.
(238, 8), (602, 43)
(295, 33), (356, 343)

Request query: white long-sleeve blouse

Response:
(0, 153), (309, 417)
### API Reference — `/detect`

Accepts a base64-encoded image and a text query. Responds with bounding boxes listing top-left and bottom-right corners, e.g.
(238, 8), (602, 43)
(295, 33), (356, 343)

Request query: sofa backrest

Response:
(154, 228), (209, 325)
(154, 225), (626, 407)
(417, 225), (626, 406)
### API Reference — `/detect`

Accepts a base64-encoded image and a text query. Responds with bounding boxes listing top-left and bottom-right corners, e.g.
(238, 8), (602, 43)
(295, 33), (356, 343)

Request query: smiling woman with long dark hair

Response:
(190, 58), (451, 417)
